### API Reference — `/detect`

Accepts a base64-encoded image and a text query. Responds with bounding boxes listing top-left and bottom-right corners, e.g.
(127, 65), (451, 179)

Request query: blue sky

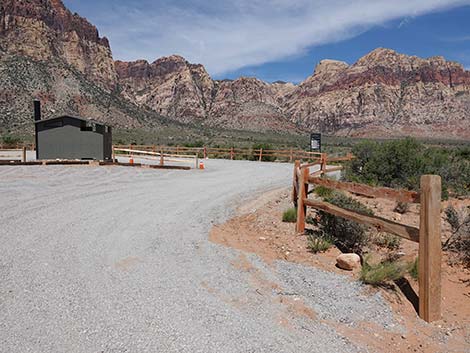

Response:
(64, 0), (470, 83)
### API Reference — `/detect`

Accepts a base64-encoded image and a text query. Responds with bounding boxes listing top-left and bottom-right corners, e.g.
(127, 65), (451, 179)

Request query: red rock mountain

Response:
(0, 0), (117, 88)
(116, 49), (470, 138)
(1, 0), (469, 139)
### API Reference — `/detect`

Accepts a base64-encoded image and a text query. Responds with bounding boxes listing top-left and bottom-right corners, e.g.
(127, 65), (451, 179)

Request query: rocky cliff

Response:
(0, 0), (117, 88)
(116, 57), (297, 132)
(285, 48), (470, 138)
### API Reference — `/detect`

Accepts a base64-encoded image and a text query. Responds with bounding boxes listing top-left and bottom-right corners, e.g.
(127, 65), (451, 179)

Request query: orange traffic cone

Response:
(199, 161), (204, 170)
(130, 157), (134, 165)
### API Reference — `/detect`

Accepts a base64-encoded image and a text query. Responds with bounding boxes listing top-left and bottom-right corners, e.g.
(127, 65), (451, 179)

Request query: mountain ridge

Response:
(0, 0), (469, 139)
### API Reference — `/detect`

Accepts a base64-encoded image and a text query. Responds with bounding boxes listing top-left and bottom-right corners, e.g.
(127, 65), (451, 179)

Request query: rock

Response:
(0, 0), (117, 88)
(336, 253), (361, 271)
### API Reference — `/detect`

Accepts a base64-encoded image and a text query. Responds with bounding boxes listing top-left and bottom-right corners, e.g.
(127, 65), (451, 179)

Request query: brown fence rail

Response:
(292, 160), (442, 323)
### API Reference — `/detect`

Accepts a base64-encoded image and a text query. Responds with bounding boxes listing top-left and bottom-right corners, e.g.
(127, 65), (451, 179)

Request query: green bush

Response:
(344, 138), (470, 198)
(394, 201), (410, 214)
(408, 257), (419, 280)
(1, 135), (21, 147)
(314, 185), (334, 198)
(307, 234), (333, 253)
(360, 258), (405, 285)
(373, 233), (401, 250)
(282, 208), (297, 223)
(443, 205), (470, 267)
(310, 191), (373, 253)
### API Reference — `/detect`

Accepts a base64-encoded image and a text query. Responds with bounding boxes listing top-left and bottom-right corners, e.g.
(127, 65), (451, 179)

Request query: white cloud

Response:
(71, 0), (470, 75)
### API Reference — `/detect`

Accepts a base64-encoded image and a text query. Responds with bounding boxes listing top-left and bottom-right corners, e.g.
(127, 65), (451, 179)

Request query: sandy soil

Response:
(210, 188), (470, 353)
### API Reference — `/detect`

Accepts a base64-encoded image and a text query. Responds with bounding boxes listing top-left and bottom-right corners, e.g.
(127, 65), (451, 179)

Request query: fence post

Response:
(112, 146), (116, 162)
(203, 147), (207, 159)
(230, 147), (234, 160)
(22, 146), (26, 163)
(292, 160), (300, 206)
(419, 175), (442, 323)
(296, 167), (309, 233)
(259, 148), (263, 162)
(320, 153), (327, 175)
(160, 148), (164, 166)
(289, 148), (293, 162)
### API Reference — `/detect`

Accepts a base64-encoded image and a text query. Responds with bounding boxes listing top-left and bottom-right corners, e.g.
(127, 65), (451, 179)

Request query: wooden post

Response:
(160, 148), (164, 166)
(320, 153), (327, 175)
(22, 146), (27, 163)
(112, 146), (116, 162)
(289, 148), (293, 162)
(176, 145), (180, 155)
(203, 147), (207, 159)
(296, 167), (309, 233)
(230, 147), (234, 160)
(419, 175), (442, 323)
(292, 160), (300, 206)
(259, 148), (263, 162)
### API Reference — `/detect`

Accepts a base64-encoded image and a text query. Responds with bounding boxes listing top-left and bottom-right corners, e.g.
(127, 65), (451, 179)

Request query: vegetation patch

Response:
(313, 185), (334, 198)
(393, 201), (409, 214)
(309, 191), (374, 254)
(444, 205), (470, 267)
(408, 257), (419, 280)
(306, 234), (333, 253)
(282, 208), (297, 223)
(372, 233), (401, 250)
(344, 138), (470, 198)
(360, 258), (405, 286)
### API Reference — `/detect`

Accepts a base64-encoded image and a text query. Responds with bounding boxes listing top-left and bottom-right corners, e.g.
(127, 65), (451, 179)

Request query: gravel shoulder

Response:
(1, 160), (400, 353)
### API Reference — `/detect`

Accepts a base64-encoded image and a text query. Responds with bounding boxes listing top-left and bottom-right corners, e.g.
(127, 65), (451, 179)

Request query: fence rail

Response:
(292, 160), (442, 323)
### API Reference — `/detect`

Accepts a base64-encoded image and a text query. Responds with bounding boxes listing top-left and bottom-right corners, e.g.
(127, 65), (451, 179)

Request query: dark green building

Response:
(35, 115), (112, 161)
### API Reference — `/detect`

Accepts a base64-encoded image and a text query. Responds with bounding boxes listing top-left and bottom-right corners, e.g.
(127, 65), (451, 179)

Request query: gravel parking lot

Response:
(0, 160), (398, 352)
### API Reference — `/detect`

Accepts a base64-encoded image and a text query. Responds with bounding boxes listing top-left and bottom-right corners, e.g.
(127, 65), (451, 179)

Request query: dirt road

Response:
(0, 160), (397, 352)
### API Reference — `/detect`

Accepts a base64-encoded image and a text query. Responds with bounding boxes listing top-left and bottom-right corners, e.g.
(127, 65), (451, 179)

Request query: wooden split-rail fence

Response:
(292, 159), (442, 322)
(112, 146), (200, 169)
(112, 145), (326, 162)
(0, 147), (28, 163)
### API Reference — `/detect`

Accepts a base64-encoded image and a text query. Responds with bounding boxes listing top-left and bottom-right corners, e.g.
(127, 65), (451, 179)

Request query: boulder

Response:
(336, 253), (361, 271)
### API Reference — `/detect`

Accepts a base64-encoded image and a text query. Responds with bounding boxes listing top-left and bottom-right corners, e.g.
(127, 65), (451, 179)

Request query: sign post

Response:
(310, 133), (322, 152)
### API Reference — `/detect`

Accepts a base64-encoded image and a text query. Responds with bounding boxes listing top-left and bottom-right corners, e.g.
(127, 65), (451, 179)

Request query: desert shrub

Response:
(394, 201), (409, 214)
(314, 185), (334, 198)
(344, 138), (470, 198)
(408, 257), (419, 280)
(373, 233), (401, 250)
(282, 208), (297, 223)
(310, 191), (373, 253)
(360, 257), (405, 285)
(1, 135), (21, 147)
(443, 205), (470, 266)
(306, 234), (333, 253)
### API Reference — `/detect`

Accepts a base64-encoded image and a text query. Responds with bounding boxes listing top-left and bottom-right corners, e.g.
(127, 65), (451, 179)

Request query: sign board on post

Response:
(310, 133), (321, 152)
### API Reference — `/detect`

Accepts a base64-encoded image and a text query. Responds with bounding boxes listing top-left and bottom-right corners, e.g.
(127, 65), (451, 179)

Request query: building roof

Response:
(34, 115), (110, 127)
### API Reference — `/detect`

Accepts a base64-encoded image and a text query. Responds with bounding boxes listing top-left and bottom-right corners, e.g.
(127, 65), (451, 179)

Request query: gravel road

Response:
(0, 160), (398, 352)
